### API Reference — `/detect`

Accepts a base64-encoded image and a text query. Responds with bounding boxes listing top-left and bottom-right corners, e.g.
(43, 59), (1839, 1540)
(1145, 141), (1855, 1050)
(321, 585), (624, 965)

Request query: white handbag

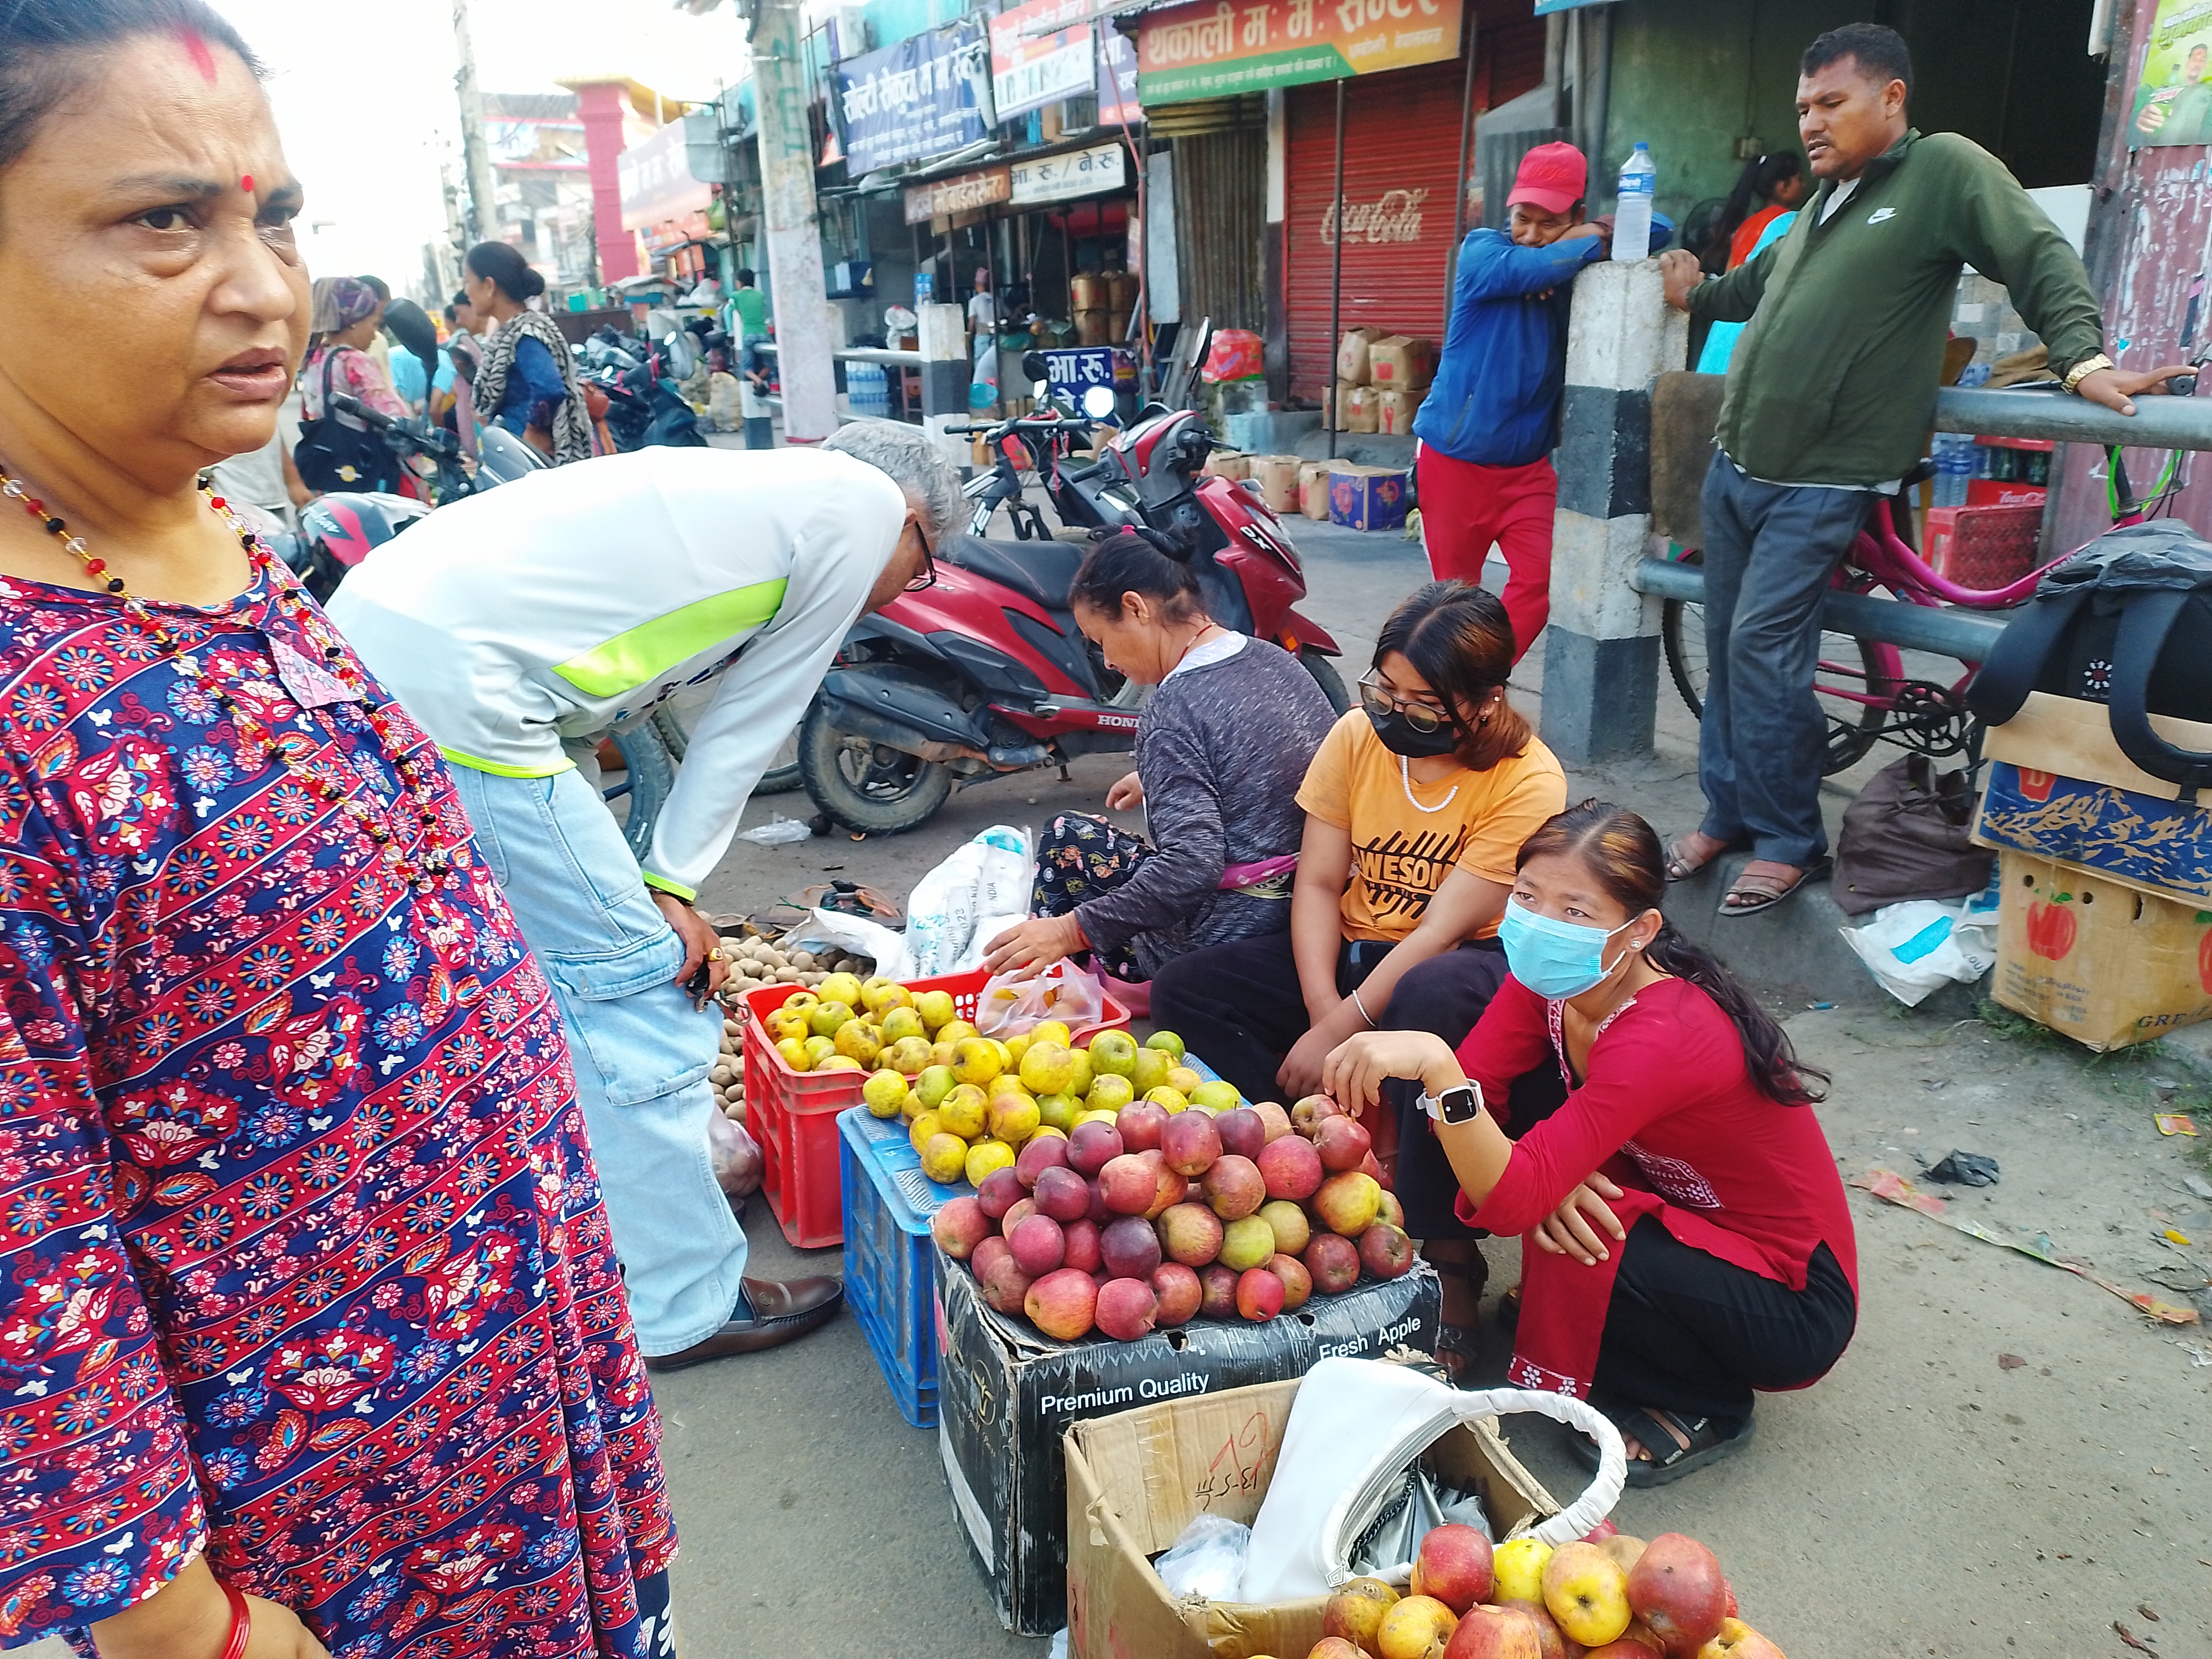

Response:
(1239, 1357), (1627, 1605)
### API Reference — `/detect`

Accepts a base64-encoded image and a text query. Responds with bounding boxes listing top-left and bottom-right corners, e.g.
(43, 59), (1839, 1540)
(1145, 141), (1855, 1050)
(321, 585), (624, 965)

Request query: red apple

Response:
(1161, 1111), (1222, 1176)
(1303, 1230), (1361, 1295)
(1235, 1265), (1285, 1321)
(1009, 1213), (1066, 1277)
(1266, 1251), (1313, 1311)
(1498, 1599), (1577, 1659)
(1024, 1266), (1097, 1339)
(1625, 1534), (1726, 1656)
(1442, 1603), (1542, 1659)
(1313, 1113), (1373, 1172)
(1201, 1154), (1266, 1219)
(1061, 1215), (1102, 1274)
(979, 1255), (1034, 1316)
(1361, 1149), (1390, 1188)
(1032, 1164), (1091, 1222)
(1290, 1093), (1344, 1133)
(972, 1233), (1011, 1281)
(1412, 1523), (1495, 1614)
(1307, 1641), (1365, 1659)
(1100, 1214), (1162, 1280)
(1098, 1152), (1156, 1215)
(1142, 1151), (1190, 1220)
(1376, 1188), (1406, 1230)
(977, 1166), (1027, 1220)
(1213, 1106), (1267, 1161)
(1115, 1098), (1169, 1152)
(1197, 1262), (1239, 1319)
(930, 1195), (990, 1259)
(1001, 1196), (1038, 1237)
(1093, 1276), (1159, 1341)
(1256, 1132), (1324, 1201)
(1067, 1118), (1124, 1177)
(1313, 1171), (1382, 1235)
(1155, 1201), (1225, 1267)
(1151, 1261), (1203, 1324)
(1014, 1134), (1070, 1188)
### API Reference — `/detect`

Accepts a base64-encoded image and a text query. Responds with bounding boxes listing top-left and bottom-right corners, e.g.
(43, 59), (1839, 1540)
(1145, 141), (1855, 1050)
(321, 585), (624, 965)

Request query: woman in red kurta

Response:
(1326, 803), (1856, 1485)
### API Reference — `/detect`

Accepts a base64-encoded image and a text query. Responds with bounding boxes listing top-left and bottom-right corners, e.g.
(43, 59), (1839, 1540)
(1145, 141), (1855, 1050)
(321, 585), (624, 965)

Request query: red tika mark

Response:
(179, 28), (219, 82)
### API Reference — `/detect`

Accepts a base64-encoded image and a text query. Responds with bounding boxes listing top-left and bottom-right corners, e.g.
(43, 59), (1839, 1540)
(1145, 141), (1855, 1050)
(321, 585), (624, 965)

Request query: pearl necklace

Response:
(1400, 753), (1460, 813)
(0, 464), (455, 894)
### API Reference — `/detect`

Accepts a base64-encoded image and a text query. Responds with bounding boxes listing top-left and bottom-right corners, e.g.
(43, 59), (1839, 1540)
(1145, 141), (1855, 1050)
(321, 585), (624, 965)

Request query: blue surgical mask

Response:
(1497, 899), (1636, 999)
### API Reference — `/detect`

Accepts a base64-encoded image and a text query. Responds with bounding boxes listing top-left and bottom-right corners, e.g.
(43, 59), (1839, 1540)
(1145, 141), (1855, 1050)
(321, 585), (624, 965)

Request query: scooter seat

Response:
(940, 533), (1089, 613)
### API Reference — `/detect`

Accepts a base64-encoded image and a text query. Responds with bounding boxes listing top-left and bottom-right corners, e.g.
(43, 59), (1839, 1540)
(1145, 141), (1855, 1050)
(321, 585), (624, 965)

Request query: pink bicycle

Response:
(1661, 444), (2188, 773)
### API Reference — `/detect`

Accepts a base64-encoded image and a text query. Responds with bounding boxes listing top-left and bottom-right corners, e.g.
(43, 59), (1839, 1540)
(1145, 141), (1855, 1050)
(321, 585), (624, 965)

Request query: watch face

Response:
(1439, 1085), (1481, 1125)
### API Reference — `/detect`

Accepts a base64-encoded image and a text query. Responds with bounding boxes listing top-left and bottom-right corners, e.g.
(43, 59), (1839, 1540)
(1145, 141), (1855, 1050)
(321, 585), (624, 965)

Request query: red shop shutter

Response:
(1284, 17), (1546, 403)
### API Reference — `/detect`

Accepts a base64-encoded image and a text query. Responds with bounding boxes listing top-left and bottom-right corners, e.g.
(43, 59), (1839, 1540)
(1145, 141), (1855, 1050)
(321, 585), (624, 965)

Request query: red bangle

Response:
(218, 1580), (250, 1659)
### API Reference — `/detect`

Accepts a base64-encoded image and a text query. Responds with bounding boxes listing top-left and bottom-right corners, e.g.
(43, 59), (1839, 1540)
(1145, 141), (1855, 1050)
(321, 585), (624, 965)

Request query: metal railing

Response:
(1630, 382), (2212, 654)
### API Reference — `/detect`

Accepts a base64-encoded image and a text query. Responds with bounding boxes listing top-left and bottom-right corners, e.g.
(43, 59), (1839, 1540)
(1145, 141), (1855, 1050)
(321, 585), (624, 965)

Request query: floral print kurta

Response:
(0, 556), (674, 1655)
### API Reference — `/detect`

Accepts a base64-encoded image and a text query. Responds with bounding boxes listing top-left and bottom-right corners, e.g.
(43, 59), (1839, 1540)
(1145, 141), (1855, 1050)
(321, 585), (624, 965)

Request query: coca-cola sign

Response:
(1320, 187), (1430, 246)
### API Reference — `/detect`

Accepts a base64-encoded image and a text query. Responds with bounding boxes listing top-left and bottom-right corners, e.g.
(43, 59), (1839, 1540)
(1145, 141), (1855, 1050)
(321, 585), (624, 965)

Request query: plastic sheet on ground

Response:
(1838, 895), (1997, 1005)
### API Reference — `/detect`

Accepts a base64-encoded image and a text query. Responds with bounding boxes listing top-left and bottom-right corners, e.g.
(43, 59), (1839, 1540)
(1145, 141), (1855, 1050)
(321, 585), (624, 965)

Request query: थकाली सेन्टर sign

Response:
(1136, 0), (1464, 106)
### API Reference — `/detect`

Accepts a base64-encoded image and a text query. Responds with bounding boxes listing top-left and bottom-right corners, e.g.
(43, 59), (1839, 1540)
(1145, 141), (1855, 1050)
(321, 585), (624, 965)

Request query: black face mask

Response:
(1366, 705), (1460, 758)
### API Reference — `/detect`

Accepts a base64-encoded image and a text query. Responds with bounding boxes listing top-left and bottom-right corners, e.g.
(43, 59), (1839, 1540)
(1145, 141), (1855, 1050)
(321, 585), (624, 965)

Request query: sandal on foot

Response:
(1719, 858), (1828, 916)
(1567, 1404), (1754, 1485)
(1665, 833), (1740, 883)
(1434, 1322), (1480, 1388)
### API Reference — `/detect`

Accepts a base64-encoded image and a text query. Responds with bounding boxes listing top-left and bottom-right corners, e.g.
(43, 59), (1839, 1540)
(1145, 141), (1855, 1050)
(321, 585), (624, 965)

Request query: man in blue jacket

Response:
(1413, 142), (1610, 665)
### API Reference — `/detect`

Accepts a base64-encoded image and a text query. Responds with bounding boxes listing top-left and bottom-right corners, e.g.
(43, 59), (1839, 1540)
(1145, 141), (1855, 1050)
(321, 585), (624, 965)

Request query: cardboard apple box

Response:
(1377, 387), (1426, 436)
(1298, 461), (1333, 520)
(1366, 336), (1436, 390)
(1202, 450), (1251, 482)
(1334, 326), (1388, 385)
(1065, 1374), (1558, 1659)
(1249, 454), (1301, 514)
(1992, 849), (2212, 1052)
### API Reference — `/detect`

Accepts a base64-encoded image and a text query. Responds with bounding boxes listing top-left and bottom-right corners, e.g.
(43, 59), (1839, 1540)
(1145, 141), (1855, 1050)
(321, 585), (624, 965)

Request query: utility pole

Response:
(742, 0), (837, 441)
(452, 0), (498, 246)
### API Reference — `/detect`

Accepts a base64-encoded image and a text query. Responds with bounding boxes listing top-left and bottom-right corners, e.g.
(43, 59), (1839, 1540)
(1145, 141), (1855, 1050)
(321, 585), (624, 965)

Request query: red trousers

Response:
(1415, 447), (1557, 666)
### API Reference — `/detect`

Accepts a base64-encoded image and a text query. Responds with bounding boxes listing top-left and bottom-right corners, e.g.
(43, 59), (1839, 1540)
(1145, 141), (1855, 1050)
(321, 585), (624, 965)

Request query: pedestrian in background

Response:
(1702, 150), (1807, 273)
(0, 3), (676, 1653)
(465, 239), (592, 463)
(1660, 22), (2185, 916)
(729, 264), (771, 388)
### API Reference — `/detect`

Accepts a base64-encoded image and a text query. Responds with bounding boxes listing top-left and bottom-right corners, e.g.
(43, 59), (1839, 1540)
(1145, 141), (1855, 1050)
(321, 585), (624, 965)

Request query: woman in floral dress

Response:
(0, 4), (674, 1656)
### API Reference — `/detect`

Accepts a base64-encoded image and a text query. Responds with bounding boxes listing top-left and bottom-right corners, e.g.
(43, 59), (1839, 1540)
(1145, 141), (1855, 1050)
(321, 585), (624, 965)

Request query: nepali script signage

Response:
(904, 166), (1013, 225)
(1138, 0), (1464, 105)
(990, 0), (1098, 121)
(617, 120), (712, 232)
(836, 18), (996, 176)
(1009, 140), (1127, 206)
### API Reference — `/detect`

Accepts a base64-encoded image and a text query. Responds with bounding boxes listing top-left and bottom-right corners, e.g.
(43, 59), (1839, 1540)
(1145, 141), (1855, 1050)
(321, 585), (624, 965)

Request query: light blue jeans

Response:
(448, 764), (747, 1355)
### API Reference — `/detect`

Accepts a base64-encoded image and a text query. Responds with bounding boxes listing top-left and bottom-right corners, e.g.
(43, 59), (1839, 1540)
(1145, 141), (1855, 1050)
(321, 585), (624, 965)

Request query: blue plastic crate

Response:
(838, 1108), (968, 1428)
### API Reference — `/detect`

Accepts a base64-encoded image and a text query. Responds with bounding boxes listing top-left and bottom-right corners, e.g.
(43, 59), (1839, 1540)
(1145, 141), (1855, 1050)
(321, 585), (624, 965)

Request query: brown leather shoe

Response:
(643, 1276), (845, 1373)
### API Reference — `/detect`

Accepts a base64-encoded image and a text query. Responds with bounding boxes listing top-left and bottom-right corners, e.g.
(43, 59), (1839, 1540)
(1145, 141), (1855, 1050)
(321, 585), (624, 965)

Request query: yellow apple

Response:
(1542, 1542), (1632, 1648)
(1492, 1538), (1553, 1605)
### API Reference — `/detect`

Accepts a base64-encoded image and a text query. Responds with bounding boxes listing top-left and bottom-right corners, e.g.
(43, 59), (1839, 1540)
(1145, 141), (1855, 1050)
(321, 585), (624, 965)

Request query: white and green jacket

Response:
(331, 446), (904, 899)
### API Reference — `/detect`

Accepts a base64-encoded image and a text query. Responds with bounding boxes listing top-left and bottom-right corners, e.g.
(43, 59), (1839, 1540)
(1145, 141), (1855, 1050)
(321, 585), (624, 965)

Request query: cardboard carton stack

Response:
(1334, 329), (1433, 437)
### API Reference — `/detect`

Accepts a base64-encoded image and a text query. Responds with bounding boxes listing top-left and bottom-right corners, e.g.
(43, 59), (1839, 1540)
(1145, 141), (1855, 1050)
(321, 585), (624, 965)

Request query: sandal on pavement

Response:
(1434, 1322), (1480, 1389)
(1665, 833), (1741, 884)
(1719, 858), (1829, 916)
(1567, 1403), (1754, 1485)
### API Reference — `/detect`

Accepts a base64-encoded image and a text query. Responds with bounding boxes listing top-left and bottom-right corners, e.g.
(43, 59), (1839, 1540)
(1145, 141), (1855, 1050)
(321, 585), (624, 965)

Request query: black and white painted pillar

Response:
(918, 302), (973, 468)
(1541, 259), (1688, 764)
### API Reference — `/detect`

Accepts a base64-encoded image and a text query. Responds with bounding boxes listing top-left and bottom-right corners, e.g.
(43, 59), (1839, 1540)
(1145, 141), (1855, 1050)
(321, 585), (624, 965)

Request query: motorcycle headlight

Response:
(1082, 385), (1118, 420)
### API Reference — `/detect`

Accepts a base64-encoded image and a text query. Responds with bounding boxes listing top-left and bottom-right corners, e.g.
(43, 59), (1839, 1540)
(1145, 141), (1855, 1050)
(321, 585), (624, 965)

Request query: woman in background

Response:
(465, 239), (591, 463)
(1694, 152), (1807, 374)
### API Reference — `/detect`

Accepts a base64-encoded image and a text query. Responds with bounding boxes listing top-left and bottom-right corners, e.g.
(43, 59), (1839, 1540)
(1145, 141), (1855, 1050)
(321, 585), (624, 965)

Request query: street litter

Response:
(1997, 1352), (2026, 1369)
(2154, 1113), (2198, 1136)
(1837, 896), (1997, 1005)
(1851, 1169), (2201, 1324)
(1922, 1150), (2000, 1186)
(739, 813), (813, 845)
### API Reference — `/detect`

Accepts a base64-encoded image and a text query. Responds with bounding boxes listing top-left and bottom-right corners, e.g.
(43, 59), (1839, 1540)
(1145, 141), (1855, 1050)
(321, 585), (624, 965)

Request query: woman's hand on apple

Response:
(1318, 1029), (1460, 1116)
(1532, 1174), (1628, 1266)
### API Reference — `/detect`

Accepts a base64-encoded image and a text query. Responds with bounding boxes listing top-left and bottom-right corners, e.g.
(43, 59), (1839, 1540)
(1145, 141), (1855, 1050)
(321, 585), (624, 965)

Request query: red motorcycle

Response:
(798, 379), (1346, 834)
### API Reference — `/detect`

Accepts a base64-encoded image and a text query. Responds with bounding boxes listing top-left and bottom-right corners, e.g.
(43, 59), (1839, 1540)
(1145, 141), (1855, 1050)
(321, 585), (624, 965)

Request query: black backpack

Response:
(294, 350), (396, 493)
(1965, 521), (2212, 797)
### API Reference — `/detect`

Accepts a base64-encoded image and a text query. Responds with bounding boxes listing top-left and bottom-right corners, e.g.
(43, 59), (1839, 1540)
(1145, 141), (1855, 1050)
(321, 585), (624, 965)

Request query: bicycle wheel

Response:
(1660, 599), (1888, 775)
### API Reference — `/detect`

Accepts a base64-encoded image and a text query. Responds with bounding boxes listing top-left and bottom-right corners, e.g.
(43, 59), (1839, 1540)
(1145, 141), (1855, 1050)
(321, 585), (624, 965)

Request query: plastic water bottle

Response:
(1932, 432), (1972, 508)
(1611, 143), (1656, 262)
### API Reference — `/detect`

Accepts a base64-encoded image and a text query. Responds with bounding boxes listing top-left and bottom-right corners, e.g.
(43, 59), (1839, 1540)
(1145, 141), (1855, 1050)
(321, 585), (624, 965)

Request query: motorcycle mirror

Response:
(1021, 349), (1049, 382)
(1082, 384), (1118, 420)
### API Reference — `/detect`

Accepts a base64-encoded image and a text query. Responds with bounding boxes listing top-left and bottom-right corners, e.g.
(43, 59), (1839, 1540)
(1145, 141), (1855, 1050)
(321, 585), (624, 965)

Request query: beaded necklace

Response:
(0, 464), (455, 894)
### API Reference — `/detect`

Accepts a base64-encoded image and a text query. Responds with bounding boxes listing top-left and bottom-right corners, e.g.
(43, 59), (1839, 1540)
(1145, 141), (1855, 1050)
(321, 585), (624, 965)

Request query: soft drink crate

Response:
(1924, 501), (2044, 591)
(740, 966), (1134, 1249)
(837, 1055), (1246, 1428)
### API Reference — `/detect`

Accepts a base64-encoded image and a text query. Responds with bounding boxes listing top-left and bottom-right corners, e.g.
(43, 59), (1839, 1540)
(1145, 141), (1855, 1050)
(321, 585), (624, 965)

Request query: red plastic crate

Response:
(738, 966), (1131, 1248)
(1924, 502), (2044, 591)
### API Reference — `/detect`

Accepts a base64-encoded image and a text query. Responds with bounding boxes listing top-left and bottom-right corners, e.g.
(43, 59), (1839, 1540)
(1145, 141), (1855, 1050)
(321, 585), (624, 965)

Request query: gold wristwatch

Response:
(2062, 352), (2115, 395)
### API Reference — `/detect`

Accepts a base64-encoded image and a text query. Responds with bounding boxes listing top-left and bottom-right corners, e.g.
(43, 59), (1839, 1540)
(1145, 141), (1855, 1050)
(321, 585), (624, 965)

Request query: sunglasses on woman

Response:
(1358, 673), (1455, 734)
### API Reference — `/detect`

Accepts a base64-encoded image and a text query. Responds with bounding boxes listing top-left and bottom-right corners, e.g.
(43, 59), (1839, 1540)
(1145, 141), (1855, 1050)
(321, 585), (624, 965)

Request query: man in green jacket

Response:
(1658, 22), (2187, 915)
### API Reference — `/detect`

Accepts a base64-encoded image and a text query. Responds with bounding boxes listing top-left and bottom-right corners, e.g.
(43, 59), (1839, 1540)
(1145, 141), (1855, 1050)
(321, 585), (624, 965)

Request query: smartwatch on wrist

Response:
(1417, 1081), (1484, 1125)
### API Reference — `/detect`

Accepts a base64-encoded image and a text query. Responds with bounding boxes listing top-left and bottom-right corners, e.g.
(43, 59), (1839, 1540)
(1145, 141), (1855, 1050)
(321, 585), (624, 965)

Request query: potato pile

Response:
(706, 924), (875, 1125)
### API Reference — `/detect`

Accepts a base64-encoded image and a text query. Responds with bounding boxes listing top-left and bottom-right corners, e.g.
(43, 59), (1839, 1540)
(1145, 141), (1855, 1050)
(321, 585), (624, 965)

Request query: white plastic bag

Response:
(738, 813), (812, 846)
(707, 1111), (763, 1199)
(974, 961), (1105, 1038)
(1838, 895), (1998, 1006)
(1151, 1512), (1251, 1602)
(783, 907), (910, 982)
(905, 825), (1031, 976)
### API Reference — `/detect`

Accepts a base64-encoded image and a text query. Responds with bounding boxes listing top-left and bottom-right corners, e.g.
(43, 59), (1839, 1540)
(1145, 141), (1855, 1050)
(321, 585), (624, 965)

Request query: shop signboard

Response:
(2130, 0), (2212, 147)
(1010, 140), (1127, 206)
(617, 121), (712, 231)
(991, 0), (1098, 121)
(834, 18), (997, 175)
(1036, 345), (1131, 395)
(1097, 25), (1142, 124)
(1137, 0), (1463, 105)
(904, 165), (1013, 225)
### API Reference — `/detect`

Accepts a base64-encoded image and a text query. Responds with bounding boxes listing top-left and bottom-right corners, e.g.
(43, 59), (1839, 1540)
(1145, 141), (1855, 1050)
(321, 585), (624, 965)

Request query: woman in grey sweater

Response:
(984, 530), (1339, 982)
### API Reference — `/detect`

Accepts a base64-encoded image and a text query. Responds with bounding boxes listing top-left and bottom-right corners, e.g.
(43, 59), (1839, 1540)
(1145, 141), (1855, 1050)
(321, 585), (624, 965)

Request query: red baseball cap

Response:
(1509, 142), (1588, 215)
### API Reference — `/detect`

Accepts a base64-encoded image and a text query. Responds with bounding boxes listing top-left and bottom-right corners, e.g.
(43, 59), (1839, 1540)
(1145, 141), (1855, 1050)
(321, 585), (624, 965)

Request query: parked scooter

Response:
(579, 327), (707, 451)
(797, 331), (1346, 836)
(273, 392), (546, 599)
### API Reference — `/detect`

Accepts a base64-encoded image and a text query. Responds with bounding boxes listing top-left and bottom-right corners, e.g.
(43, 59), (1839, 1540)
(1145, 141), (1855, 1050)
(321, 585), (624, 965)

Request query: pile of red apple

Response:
(1307, 1522), (1782, 1659)
(928, 1094), (1413, 1342)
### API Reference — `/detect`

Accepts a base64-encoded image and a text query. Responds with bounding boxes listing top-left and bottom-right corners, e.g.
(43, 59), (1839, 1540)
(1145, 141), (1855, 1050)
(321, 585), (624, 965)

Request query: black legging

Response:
(1594, 1219), (1856, 1431)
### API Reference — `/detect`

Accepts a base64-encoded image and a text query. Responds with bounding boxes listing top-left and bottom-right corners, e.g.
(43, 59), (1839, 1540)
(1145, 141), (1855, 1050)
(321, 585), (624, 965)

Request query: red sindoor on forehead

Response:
(178, 27), (219, 83)
(241, 175), (255, 193)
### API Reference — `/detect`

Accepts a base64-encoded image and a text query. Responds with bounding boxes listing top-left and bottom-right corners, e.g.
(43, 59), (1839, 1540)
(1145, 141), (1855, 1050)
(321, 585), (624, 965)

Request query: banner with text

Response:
(991, 0), (1099, 120)
(905, 166), (1013, 224)
(836, 18), (996, 175)
(1137, 0), (1463, 105)
(618, 120), (712, 231)
(1011, 140), (1128, 205)
(1097, 25), (1142, 124)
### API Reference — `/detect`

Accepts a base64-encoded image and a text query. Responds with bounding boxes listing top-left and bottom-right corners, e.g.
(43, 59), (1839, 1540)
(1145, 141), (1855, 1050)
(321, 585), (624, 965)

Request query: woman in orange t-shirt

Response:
(1152, 583), (1566, 1365)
